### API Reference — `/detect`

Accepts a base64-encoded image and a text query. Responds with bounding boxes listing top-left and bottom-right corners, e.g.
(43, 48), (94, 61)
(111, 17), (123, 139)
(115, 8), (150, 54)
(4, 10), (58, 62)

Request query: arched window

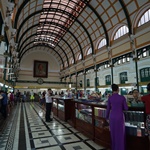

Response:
(87, 47), (92, 55)
(138, 9), (150, 27)
(98, 38), (106, 49)
(78, 53), (82, 60)
(70, 57), (74, 64)
(114, 25), (129, 40)
(65, 61), (68, 67)
(60, 64), (63, 69)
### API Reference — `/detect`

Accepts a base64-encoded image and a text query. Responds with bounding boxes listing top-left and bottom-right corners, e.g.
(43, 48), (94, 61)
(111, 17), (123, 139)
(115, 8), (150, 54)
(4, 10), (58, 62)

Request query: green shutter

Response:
(87, 79), (90, 87)
(105, 75), (111, 85)
(140, 67), (150, 82)
(95, 77), (99, 86)
(120, 72), (128, 84)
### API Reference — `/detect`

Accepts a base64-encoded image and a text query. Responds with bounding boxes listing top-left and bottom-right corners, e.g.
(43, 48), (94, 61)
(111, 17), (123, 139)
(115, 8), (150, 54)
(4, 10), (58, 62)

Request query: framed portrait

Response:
(33, 60), (48, 78)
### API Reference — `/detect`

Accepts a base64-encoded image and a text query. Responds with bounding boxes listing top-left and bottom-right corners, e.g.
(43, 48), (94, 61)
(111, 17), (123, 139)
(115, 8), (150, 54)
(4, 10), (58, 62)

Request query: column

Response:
(110, 64), (114, 84)
(75, 74), (78, 91)
(94, 69), (98, 92)
(133, 58), (139, 90)
(107, 46), (113, 84)
(64, 77), (66, 87)
(130, 35), (139, 90)
(83, 72), (86, 93)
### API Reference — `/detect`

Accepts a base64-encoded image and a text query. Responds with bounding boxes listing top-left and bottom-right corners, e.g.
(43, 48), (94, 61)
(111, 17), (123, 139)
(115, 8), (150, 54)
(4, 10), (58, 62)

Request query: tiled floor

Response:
(0, 102), (108, 150)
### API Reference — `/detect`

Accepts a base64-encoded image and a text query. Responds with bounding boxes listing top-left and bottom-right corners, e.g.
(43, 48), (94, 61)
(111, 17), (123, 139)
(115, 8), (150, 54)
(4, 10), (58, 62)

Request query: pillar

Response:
(94, 69), (98, 92)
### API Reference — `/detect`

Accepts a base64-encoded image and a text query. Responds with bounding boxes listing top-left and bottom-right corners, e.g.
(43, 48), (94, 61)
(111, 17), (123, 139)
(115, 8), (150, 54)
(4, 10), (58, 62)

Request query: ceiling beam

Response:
(19, 40), (69, 67)
(19, 44), (64, 68)
(119, 0), (132, 34)
(18, 33), (75, 65)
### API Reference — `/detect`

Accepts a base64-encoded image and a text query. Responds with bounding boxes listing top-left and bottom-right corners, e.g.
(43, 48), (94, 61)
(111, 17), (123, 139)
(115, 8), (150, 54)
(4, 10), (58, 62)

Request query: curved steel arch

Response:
(14, 0), (29, 28)
(55, 44), (69, 67)
(14, 0), (87, 28)
(17, 24), (37, 46)
(17, 23), (81, 61)
(16, 9), (93, 60)
(119, 0), (132, 34)
(87, 3), (109, 46)
(19, 40), (69, 67)
(74, 19), (94, 55)
(19, 44), (64, 68)
(18, 33), (75, 64)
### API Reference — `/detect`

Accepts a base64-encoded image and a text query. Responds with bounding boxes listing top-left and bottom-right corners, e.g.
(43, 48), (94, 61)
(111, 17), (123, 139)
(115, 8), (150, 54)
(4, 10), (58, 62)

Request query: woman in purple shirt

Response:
(106, 84), (128, 150)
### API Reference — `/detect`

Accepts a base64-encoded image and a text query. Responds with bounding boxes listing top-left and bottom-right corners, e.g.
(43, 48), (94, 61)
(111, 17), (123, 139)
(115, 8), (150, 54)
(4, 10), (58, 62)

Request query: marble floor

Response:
(0, 102), (108, 150)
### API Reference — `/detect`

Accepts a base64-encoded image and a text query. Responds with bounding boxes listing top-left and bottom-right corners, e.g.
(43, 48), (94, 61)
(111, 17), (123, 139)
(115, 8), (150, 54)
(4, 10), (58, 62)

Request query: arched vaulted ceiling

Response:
(13, 0), (150, 69)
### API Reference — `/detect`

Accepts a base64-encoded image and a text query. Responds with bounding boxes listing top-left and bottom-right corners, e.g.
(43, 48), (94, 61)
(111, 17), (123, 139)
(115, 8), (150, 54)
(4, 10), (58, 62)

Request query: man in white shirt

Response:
(45, 88), (53, 122)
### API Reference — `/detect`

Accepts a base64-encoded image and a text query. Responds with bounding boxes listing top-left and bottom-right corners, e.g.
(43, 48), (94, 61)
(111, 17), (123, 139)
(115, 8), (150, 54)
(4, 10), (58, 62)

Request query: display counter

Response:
(52, 97), (73, 121)
(72, 99), (149, 150)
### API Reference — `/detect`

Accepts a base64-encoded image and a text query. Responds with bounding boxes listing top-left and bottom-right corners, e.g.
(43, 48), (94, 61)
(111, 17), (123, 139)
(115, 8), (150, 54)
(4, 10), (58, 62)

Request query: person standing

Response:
(30, 90), (34, 102)
(141, 83), (150, 149)
(16, 90), (20, 103)
(10, 92), (14, 106)
(106, 84), (128, 150)
(45, 88), (53, 122)
(0, 90), (8, 119)
(41, 91), (46, 110)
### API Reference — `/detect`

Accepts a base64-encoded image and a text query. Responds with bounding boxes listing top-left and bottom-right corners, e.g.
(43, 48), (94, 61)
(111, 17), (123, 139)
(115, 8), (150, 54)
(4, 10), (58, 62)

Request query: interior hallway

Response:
(0, 102), (108, 150)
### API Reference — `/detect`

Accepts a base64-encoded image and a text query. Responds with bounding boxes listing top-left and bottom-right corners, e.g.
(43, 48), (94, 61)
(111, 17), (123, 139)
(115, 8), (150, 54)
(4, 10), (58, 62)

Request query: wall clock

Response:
(37, 78), (43, 84)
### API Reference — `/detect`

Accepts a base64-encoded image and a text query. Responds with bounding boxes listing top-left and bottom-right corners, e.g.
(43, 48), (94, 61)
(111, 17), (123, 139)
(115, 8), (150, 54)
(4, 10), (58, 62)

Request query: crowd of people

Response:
(0, 84), (150, 149)
(0, 89), (29, 119)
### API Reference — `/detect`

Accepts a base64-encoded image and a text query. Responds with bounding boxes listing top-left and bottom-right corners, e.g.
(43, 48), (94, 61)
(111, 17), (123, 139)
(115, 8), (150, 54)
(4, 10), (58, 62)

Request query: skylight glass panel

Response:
(34, 0), (87, 47)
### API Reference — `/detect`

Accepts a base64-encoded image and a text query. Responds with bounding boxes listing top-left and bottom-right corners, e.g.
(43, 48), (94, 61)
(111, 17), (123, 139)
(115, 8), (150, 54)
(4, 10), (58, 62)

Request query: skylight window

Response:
(98, 38), (106, 49)
(138, 9), (150, 27)
(114, 25), (129, 40)
(87, 47), (92, 55)
(34, 0), (87, 47)
(78, 54), (82, 60)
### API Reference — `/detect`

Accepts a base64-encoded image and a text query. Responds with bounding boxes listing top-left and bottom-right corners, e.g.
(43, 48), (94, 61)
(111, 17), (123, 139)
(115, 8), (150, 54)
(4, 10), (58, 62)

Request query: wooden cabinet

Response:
(52, 97), (73, 121)
(73, 100), (110, 148)
(52, 98), (149, 149)
(73, 99), (149, 150)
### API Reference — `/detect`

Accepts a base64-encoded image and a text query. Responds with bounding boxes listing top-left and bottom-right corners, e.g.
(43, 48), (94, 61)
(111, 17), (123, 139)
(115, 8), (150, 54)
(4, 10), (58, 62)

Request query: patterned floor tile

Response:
(37, 145), (62, 150)
(56, 134), (80, 144)
(63, 142), (93, 150)
(51, 128), (71, 135)
(30, 126), (47, 132)
(69, 127), (79, 133)
(32, 131), (52, 139)
(48, 124), (65, 130)
(30, 122), (44, 127)
(33, 137), (58, 148)
(86, 140), (105, 150)
(76, 133), (89, 140)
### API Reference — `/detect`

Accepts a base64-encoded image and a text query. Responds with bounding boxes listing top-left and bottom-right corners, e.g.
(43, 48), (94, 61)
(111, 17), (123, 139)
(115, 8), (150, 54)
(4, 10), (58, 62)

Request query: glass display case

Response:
(75, 101), (93, 139)
(52, 98), (58, 116)
(73, 99), (149, 150)
(52, 97), (73, 121)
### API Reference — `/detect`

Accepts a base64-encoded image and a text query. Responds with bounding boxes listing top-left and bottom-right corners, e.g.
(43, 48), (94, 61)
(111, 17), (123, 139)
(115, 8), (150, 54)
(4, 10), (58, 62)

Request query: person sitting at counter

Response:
(132, 89), (141, 102)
